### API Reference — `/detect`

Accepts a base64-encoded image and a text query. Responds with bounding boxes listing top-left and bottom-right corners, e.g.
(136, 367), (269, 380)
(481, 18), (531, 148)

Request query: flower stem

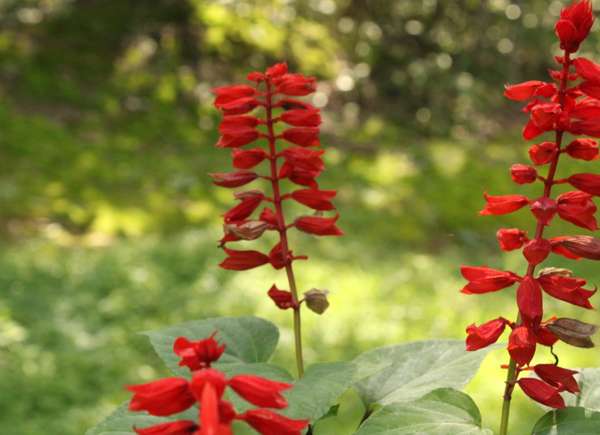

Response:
(498, 51), (570, 435)
(264, 80), (305, 378)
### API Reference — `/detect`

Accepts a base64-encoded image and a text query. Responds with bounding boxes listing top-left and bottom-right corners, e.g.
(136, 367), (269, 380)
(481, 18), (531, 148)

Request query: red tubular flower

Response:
(210, 171), (258, 188)
(133, 421), (198, 435)
(504, 81), (556, 101)
(127, 378), (194, 417)
(465, 318), (509, 351)
(508, 326), (536, 366)
(516, 277), (543, 326)
(213, 85), (257, 107)
(496, 228), (528, 251)
(280, 108), (321, 127)
(529, 141), (558, 165)
(480, 193), (529, 215)
(276, 74), (317, 96)
(232, 148), (268, 169)
(566, 138), (599, 160)
(237, 409), (309, 435)
(568, 173), (600, 196)
(460, 266), (520, 294)
(534, 364), (580, 394)
(267, 285), (296, 310)
(555, 0), (594, 53)
(282, 127), (321, 147)
(223, 191), (265, 223)
(290, 189), (337, 210)
(228, 375), (292, 409)
(511, 164), (538, 184)
(518, 378), (566, 408)
(294, 215), (343, 236)
(219, 248), (270, 271)
(557, 190), (598, 230)
(216, 129), (259, 148)
(173, 333), (226, 371)
(573, 57), (600, 82)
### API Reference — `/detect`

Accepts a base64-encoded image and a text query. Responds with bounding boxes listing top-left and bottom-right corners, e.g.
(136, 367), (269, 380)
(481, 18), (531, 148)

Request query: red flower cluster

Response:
(212, 63), (341, 312)
(462, 0), (598, 410)
(127, 333), (308, 435)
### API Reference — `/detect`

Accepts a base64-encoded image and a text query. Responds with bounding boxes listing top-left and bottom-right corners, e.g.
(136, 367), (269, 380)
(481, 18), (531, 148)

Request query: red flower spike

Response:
(232, 148), (268, 169)
(517, 277), (544, 326)
(511, 164), (538, 184)
(127, 378), (194, 417)
(460, 266), (520, 294)
(555, 0), (594, 53)
(497, 228), (528, 251)
(282, 127), (321, 147)
(518, 378), (566, 409)
(219, 248), (270, 271)
(568, 173), (600, 196)
(566, 138), (599, 161)
(480, 193), (529, 216)
(523, 239), (552, 266)
(228, 375), (292, 409)
(173, 334), (225, 371)
(276, 74), (317, 96)
(530, 197), (558, 225)
(529, 141), (558, 165)
(465, 318), (508, 351)
(508, 326), (536, 366)
(133, 421), (198, 435)
(294, 214), (343, 236)
(557, 190), (598, 230)
(210, 171), (258, 188)
(267, 285), (296, 310)
(281, 108), (322, 127)
(534, 364), (580, 394)
(291, 189), (337, 211)
(237, 409), (309, 435)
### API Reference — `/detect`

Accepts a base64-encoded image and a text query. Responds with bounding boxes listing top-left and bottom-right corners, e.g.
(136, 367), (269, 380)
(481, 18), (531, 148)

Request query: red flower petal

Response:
(465, 318), (508, 351)
(568, 173), (600, 196)
(460, 266), (520, 294)
(496, 228), (528, 251)
(228, 375), (292, 409)
(127, 378), (194, 417)
(518, 378), (565, 408)
(480, 193), (529, 216)
(220, 248), (270, 270)
(237, 409), (309, 435)
(516, 276), (543, 326)
(294, 214), (343, 236)
(290, 189), (336, 210)
(534, 364), (580, 394)
(508, 326), (536, 366)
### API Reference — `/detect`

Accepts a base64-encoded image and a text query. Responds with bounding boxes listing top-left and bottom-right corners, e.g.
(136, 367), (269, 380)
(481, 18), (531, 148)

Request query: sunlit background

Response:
(1, 0), (600, 434)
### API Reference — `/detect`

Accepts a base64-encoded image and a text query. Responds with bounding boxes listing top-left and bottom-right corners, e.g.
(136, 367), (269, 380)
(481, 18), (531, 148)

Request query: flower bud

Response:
(508, 325), (536, 366)
(530, 197), (557, 225)
(566, 138), (599, 161)
(553, 235), (600, 260)
(546, 317), (597, 348)
(511, 164), (538, 184)
(529, 141), (557, 165)
(496, 228), (528, 251)
(523, 238), (552, 265)
(267, 285), (296, 310)
(304, 289), (330, 314)
(224, 221), (270, 241)
(568, 173), (600, 196)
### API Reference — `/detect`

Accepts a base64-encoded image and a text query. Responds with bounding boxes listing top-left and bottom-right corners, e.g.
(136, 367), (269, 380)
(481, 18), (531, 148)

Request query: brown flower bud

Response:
(224, 220), (270, 241)
(546, 317), (598, 348)
(538, 267), (573, 278)
(557, 235), (600, 260)
(304, 289), (330, 315)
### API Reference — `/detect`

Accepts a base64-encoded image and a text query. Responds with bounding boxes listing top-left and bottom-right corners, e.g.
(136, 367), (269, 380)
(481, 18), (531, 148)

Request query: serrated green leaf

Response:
(532, 407), (600, 435)
(282, 362), (356, 422)
(355, 388), (493, 435)
(144, 316), (279, 375)
(353, 340), (493, 406)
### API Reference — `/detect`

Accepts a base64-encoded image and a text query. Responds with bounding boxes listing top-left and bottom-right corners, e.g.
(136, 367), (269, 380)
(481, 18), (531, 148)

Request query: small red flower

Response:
(555, 0), (594, 53)
(190, 368), (228, 400)
(127, 378), (194, 417)
(237, 409), (309, 435)
(518, 378), (565, 409)
(218, 97), (260, 116)
(529, 141), (558, 165)
(522, 239), (552, 266)
(290, 189), (337, 210)
(496, 228), (528, 251)
(508, 326), (536, 366)
(465, 317), (508, 351)
(173, 333), (226, 371)
(224, 191), (265, 223)
(566, 138), (599, 161)
(460, 266), (520, 294)
(219, 248), (270, 271)
(480, 193), (529, 216)
(228, 375), (292, 409)
(134, 421), (197, 435)
(568, 173), (600, 196)
(210, 171), (258, 188)
(534, 364), (580, 394)
(232, 148), (268, 169)
(504, 81), (556, 101)
(213, 85), (257, 107)
(294, 215), (343, 236)
(216, 129), (259, 149)
(557, 190), (598, 230)
(282, 127), (321, 147)
(573, 57), (600, 82)
(267, 285), (296, 310)
(516, 276), (543, 326)
(511, 164), (537, 184)
(530, 197), (558, 225)
(280, 108), (321, 127)
(276, 74), (317, 96)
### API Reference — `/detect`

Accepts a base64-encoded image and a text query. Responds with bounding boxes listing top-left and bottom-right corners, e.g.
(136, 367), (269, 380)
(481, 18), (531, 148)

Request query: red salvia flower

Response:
(463, 2), (598, 415)
(128, 334), (308, 435)
(232, 148), (268, 169)
(294, 215), (343, 236)
(219, 248), (270, 271)
(290, 189), (337, 211)
(267, 285), (296, 310)
(282, 127), (321, 147)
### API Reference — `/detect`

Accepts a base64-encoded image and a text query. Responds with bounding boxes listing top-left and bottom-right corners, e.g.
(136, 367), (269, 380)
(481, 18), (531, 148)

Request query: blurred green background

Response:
(1, 0), (600, 434)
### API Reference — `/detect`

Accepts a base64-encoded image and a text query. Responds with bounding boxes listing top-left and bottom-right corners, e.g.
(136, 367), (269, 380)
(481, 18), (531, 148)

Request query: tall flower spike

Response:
(211, 63), (340, 377)
(462, 3), (599, 434)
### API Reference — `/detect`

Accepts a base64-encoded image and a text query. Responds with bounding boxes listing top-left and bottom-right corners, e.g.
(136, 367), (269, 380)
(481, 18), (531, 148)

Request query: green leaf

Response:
(532, 407), (600, 435)
(144, 316), (280, 375)
(355, 388), (493, 435)
(353, 340), (492, 406)
(282, 362), (356, 422)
